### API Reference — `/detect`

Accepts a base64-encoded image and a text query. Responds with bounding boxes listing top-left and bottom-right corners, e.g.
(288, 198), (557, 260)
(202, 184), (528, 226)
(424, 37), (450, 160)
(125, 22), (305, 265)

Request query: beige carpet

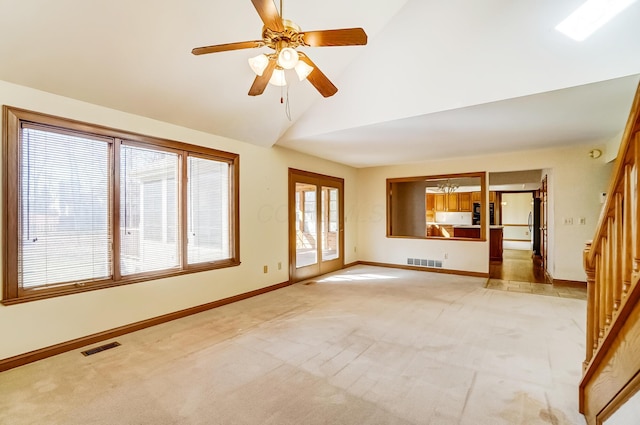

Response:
(0, 265), (586, 424)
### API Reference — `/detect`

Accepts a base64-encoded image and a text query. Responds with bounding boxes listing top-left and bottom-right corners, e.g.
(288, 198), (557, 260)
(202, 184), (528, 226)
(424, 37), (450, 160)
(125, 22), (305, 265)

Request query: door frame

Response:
(288, 168), (344, 283)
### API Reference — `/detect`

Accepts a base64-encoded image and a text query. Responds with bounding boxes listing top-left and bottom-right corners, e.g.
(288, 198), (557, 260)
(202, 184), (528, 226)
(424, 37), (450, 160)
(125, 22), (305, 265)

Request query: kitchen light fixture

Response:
(556, 0), (638, 41)
(437, 180), (459, 195)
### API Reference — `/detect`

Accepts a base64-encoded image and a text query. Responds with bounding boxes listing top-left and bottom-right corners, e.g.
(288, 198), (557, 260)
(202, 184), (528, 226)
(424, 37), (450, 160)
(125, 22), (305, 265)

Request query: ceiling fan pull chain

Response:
(285, 85), (292, 121)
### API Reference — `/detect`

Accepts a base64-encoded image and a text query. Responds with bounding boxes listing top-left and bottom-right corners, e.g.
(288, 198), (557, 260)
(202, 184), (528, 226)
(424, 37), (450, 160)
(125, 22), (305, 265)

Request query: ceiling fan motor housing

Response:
(263, 19), (306, 51)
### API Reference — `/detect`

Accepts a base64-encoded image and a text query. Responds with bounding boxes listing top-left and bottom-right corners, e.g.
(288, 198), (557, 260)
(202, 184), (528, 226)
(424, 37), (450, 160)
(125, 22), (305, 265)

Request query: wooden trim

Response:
(598, 368), (640, 424)
(580, 278), (640, 422)
(1, 106), (241, 304)
(2, 259), (241, 305)
(588, 82), (640, 266)
(4, 106), (239, 161)
(288, 168), (345, 283)
(354, 260), (489, 278)
(387, 171), (487, 241)
(580, 81), (640, 424)
(2, 106), (19, 300)
(503, 238), (532, 242)
(0, 279), (291, 372)
(552, 278), (587, 288)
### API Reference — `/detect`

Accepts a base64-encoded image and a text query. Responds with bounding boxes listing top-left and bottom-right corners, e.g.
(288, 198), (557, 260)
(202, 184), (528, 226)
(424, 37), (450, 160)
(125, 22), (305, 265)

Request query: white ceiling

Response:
(1, 0), (639, 168)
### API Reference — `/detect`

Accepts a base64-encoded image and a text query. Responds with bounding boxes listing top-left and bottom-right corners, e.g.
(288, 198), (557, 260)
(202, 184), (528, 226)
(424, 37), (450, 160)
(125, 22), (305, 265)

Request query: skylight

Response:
(555, 0), (637, 41)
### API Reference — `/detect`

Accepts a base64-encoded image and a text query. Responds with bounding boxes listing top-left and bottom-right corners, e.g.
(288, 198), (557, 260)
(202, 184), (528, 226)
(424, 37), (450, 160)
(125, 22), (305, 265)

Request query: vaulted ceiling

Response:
(1, 0), (639, 167)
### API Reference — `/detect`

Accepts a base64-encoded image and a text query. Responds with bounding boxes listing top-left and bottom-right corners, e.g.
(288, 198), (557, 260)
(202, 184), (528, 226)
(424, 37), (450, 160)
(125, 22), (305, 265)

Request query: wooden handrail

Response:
(580, 80), (640, 424)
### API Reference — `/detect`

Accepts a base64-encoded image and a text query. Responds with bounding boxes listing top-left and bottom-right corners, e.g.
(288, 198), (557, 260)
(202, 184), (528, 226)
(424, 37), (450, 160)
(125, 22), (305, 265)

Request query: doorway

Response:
(491, 190), (548, 283)
(289, 169), (344, 283)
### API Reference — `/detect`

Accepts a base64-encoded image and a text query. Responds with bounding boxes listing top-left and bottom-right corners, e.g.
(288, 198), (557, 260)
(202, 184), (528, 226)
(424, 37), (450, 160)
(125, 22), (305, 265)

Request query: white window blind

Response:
(187, 156), (230, 264)
(18, 125), (112, 289)
(120, 144), (179, 275)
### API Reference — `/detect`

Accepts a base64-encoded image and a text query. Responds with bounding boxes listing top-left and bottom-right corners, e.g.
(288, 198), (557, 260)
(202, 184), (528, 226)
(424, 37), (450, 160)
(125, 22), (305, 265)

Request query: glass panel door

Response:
(296, 183), (317, 268)
(321, 186), (339, 262)
(289, 170), (344, 282)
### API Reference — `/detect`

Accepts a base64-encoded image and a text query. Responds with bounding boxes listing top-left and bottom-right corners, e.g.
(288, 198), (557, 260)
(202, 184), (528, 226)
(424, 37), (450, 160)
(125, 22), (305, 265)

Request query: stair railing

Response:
(580, 81), (640, 425)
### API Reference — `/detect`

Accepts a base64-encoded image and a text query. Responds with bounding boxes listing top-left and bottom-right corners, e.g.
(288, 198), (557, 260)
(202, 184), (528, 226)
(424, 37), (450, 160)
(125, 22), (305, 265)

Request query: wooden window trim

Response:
(2, 106), (240, 305)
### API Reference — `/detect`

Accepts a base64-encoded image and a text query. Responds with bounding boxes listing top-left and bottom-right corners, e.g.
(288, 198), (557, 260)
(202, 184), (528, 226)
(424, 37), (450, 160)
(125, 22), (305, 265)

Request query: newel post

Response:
(584, 240), (596, 370)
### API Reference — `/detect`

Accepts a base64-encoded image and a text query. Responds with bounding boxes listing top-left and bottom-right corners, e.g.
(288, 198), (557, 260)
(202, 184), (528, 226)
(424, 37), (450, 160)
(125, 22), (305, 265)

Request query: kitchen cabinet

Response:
(427, 224), (454, 237)
(447, 193), (458, 211)
(458, 193), (471, 212)
(490, 227), (503, 261)
(434, 194), (446, 211)
(426, 194), (434, 211)
(471, 191), (481, 202)
(453, 226), (480, 238)
(425, 194), (435, 223)
(489, 191), (496, 202)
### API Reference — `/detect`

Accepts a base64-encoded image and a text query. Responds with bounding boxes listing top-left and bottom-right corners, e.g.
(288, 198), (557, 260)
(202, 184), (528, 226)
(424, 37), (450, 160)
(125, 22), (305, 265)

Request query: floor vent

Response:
(81, 341), (121, 357)
(407, 258), (443, 268)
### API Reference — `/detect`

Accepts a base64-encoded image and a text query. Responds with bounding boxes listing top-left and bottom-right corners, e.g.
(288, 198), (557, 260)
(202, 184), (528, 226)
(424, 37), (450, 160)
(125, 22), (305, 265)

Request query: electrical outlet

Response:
(263, 265), (268, 273)
(278, 262), (282, 270)
(579, 217), (586, 225)
(564, 217), (573, 225)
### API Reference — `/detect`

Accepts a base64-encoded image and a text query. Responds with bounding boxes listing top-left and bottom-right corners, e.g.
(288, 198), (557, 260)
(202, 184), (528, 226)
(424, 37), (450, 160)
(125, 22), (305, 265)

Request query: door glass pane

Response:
(296, 183), (317, 268)
(120, 145), (179, 275)
(321, 186), (339, 261)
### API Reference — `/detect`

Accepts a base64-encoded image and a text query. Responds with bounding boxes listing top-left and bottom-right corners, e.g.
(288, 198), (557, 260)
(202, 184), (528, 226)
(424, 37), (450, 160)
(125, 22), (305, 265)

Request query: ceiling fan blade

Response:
(248, 58), (277, 96)
(192, 40), (264, 55)
(302, 28), (367, 47)
(299, 54), (338, 98)
(251, 0), (284, 32)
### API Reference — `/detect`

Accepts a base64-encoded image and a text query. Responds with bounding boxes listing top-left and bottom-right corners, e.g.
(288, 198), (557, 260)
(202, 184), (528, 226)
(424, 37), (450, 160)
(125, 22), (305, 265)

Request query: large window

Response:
(2, 107), (240, 304)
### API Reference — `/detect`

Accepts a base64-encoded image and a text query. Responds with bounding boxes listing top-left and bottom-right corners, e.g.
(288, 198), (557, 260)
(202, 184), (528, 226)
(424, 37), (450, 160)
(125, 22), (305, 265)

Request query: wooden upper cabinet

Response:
(434, 194), (446, 211)
(458, 192), (472, 212)
(425, 194), (435, 223)
(426, 194), (435, 211)
(489, 191), (496, 202)
(471, 191), (481, 202)
(447, 193), (458, 211)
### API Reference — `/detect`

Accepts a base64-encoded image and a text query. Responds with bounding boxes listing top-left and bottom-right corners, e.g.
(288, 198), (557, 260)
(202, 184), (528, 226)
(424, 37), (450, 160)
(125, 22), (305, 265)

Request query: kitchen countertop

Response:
(452, 224), (504, 229)
(427, 223), (504, 229)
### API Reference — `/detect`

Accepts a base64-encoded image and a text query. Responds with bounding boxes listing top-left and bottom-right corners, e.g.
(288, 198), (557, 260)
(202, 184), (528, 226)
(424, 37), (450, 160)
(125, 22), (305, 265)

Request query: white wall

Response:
(357, 147), (611, 281)
(0, 80), (359, 361)
(502, 192), (533, 250)
(0, 79), (615, 362)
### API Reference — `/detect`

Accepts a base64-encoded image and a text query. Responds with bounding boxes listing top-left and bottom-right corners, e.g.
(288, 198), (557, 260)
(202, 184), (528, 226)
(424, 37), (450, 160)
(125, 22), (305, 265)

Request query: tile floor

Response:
(486, 279), (587, 300)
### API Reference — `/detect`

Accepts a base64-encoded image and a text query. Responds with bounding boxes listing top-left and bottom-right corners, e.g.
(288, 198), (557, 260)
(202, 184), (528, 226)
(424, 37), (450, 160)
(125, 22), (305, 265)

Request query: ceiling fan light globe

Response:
(277, 47), (299, 69)
(248, 54), (269, 76)
(294, 61), (314, 81)
(268, 68), (287, 86)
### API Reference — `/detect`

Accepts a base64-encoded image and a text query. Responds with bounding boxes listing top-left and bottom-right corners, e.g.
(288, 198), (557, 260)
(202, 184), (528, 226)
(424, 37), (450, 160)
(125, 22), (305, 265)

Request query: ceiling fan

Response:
(191, 0), (368, 98)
